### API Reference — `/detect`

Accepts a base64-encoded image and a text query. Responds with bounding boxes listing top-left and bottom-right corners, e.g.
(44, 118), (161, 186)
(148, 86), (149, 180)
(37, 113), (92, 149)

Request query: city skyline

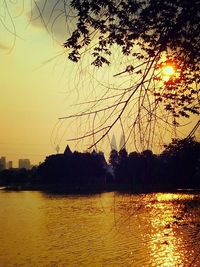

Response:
(0, 155), (33, 169)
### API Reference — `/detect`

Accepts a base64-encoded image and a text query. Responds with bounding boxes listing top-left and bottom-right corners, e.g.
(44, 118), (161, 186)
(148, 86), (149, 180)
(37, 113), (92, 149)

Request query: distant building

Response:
(111, 134), (117, 151)
(0, 157), (6, 171)
(64, 145), (72, 155)
(0, 160), (3, 171)
(18, 159), (31, 169)
(119, 133), (126, 150)
(8, 161), (13, 169)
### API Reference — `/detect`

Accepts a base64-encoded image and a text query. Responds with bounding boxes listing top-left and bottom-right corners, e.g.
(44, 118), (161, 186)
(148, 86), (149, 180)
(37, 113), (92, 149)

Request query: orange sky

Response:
(0, 1), (120, 166)
(0, 1), (73, 166)
(0, 1), (199, 167)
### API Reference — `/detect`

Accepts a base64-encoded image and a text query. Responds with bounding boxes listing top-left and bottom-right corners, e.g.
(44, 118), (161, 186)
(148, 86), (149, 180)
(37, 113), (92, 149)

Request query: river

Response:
(0, 191), (199, 266)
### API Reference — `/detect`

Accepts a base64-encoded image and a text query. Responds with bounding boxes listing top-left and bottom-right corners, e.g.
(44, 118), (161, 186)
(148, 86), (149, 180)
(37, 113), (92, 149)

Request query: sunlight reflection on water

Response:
(147, 193), (199, 267)
(0, 191), (199, 266)
(149, 197), (185, 266)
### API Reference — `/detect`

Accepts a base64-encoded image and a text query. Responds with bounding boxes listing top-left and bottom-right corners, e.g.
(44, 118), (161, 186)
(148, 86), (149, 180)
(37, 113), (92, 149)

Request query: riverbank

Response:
(3, 183), (200, 195)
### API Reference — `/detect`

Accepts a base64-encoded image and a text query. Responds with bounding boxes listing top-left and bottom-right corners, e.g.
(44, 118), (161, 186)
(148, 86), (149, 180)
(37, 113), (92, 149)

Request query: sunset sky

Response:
(0, 0), (75, 166)
(0, 0), (119, 166)
(0, 1), (199, 167)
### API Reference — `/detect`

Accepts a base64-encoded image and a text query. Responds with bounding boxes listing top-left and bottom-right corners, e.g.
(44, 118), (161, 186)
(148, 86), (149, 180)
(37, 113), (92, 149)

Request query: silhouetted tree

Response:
(2, 1), (199, 150)
(60, 0), (200, 149)
(109, 149), (119, 171)
(118, 148), (128, 163)
(0, 168), (32, 186)
(37, 150), (107, 191)
(127, 151), (142, 185)
(161, 137), (200, 188)
(115, 148), (128, 184)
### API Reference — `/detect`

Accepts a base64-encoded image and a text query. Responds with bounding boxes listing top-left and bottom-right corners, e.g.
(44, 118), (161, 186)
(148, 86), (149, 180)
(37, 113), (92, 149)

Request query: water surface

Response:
(0, 191), (200, 266)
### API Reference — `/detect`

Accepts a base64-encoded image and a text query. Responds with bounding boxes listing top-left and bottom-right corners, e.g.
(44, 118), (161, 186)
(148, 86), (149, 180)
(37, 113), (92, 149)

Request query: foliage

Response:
(0, 168), (33, 186)
(0, 138), (199, 191)
(109, 149), (119, 168)
(37, 150), (106, 188)
(66, 0), (199, 67)
(63, 0), (200, 147)
(1, 0), (199, 150)
(161, 137), (200, 185)
(162, 137), (200, 156)
(112, 137), (200, 190)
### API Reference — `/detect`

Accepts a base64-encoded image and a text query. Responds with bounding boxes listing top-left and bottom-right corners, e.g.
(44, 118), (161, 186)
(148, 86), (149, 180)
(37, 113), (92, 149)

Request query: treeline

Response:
(37, 150), (107, 192)
(0, 168), (37, 187)
(111, 137), (200, 191)
(0, 138), (199, 192)
(0, 150), (107, 193)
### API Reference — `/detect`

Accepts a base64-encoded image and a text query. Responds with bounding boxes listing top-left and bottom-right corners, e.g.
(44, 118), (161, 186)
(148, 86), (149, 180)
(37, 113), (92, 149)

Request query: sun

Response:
(162, 66), (175, 76)
(162, 65), (176, 82)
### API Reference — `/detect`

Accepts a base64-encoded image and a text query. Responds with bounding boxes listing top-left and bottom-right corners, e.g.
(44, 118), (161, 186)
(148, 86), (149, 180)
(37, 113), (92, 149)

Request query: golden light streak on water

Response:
(148, 193), (196, 267)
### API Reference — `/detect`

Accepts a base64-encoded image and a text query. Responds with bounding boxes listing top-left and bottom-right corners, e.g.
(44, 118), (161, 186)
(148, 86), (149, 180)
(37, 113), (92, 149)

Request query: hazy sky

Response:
(0, 0), (75, 166)
(0, 0), (199, 167)
(0, 0), (123, 166)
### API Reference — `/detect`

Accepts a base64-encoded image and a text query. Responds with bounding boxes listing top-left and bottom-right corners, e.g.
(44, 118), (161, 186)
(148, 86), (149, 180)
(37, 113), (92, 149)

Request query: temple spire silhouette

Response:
(64, 145), (72, 155)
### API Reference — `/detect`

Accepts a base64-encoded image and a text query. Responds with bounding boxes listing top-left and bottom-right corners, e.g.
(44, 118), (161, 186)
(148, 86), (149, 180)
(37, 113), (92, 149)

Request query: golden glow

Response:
(162, 65), (176, 82)
(156, 193), (193, 202)
(148, 193), (187, 267)
(0, 4), (194, 166)
(162, 66), (175, 76)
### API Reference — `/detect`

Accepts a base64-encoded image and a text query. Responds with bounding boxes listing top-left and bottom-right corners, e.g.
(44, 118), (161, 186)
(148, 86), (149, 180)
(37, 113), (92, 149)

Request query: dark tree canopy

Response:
(66, 0), (199, 65)
(64, 0), (199, 119)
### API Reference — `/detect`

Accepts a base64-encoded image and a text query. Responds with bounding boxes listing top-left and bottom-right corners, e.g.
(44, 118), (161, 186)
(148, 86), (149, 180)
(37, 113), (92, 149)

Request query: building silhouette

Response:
(8, 161), (13, 169)
(0, 157), (6, 171)
(64, 145), (72, 155)
(18, 159), (31, 169)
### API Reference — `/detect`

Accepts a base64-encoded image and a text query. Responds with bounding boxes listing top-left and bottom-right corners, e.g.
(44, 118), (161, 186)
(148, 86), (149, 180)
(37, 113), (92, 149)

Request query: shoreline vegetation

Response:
(2, 184), (200, 195)
(0, 137), (199, 194)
